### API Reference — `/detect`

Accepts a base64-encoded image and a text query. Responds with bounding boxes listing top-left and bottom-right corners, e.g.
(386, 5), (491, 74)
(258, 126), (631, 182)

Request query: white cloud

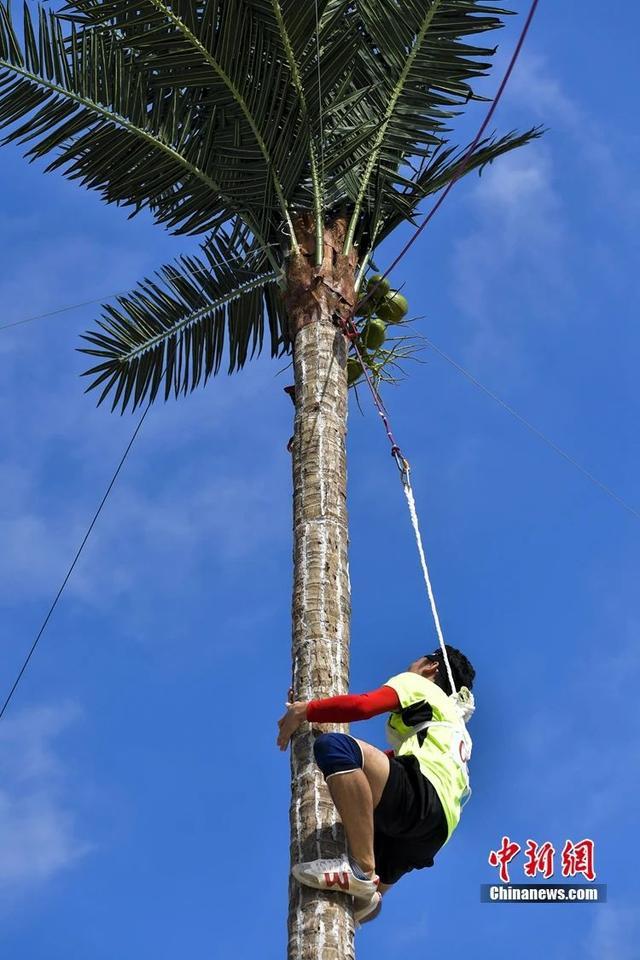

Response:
(509, 54), (581, 128)
(443, 47), (640, 388)
(447, 51), (640, 381)
(0, 442), (287, 610)
(476, 150), (554, 216)
(510, 53), (640, 225)
(68, 463), (287, 603)
(0, 703), (90, 890)
(449, 143), (567, 374)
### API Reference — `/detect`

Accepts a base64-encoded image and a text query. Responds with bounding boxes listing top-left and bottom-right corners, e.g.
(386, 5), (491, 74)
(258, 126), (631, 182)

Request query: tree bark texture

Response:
(286, 216), (358, 960)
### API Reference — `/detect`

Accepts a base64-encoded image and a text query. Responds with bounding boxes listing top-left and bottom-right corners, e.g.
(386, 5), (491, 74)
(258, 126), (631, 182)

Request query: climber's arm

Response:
(307, 685), (400, 722)
(277, 685), (400, 751)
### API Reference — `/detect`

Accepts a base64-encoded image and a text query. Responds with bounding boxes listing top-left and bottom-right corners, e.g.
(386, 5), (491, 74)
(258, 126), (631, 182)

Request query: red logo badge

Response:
(324, 871), (350, 890)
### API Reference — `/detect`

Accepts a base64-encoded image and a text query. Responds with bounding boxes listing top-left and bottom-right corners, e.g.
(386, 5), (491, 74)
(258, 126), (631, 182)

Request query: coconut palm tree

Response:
(0, 1), (537, 955)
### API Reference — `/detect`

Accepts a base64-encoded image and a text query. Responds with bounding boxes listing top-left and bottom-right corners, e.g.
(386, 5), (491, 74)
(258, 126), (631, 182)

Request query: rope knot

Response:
(336, 315), (359, 341)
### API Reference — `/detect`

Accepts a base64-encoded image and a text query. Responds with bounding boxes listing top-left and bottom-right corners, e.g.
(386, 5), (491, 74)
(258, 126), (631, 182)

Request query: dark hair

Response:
(427, 645), (475, 696)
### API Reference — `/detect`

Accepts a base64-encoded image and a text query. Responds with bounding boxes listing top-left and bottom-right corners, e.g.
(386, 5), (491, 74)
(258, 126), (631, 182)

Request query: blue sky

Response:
(1, 3), (639, 957)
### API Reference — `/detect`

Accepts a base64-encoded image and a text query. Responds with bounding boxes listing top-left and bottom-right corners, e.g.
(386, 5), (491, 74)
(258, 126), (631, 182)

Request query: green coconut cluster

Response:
(348, 275), (409, 386)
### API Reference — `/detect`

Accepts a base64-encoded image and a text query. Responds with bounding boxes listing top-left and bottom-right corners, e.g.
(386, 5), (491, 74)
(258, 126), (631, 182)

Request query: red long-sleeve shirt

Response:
(306, 685), (400, 721)
(306, 685), (401, 757)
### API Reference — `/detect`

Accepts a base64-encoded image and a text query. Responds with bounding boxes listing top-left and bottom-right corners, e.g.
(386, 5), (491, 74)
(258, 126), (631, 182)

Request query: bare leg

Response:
(326, 769), (376, 874)
(325, 738), (391, 876)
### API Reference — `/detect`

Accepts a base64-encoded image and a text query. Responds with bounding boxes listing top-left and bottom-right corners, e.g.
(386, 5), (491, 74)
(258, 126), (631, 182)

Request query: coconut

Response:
(347, 358), (364, 385)
(376, 301), (394, 323)
(367, 274), (391, 299)
(363, 317), (387, 351)
(378, 290), (408, 323)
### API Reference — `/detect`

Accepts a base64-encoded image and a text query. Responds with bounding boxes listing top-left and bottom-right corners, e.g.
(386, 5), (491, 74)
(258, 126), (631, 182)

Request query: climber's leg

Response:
(351, 737), (392, 808)
(314, 733), (390, 875)
(326, 765), (376, 873)
(291, 734), (391, 899)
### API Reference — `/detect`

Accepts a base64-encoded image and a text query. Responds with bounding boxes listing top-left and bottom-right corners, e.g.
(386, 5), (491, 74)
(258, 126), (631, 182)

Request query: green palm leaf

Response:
(80, 228), (285, 413)
(332, 0), (514, 250)
(375, 126), (544, 245)
(250, 0), (334, 261)
(61, 0), (312, 244)
(0, 2), (259, 237)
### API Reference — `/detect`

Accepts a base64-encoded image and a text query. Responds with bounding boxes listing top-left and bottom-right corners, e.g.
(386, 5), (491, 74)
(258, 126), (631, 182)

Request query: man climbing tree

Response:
(277, 645), (476, 925)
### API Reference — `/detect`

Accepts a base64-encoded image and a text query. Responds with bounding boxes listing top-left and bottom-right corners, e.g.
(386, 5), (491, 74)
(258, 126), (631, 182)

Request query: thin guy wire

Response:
(0, 243), (280, 334)
(0, 403), (151, 721)
(424, 336), (640, 522)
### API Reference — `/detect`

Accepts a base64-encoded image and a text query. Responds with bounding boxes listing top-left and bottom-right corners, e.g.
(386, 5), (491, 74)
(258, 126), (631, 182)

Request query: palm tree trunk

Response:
(285, 215), (359, 960)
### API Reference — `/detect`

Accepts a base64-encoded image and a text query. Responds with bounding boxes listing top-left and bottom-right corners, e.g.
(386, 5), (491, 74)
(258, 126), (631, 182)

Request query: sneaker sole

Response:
(355, 892), (382, 927)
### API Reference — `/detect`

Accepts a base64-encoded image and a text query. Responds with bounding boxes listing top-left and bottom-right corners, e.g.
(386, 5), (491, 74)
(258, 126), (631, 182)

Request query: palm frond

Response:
(0, 2), (257, 237)
(375, 125), (544, 244)
(80, 229), (286, 413)
(249, 0), (333, 260)
(331, 0), (513, 250)
(60, 0), (313, 242)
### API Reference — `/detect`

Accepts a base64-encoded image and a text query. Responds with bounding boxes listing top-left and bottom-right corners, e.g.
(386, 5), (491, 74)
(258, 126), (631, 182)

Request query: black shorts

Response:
(373, 754), (448, 885)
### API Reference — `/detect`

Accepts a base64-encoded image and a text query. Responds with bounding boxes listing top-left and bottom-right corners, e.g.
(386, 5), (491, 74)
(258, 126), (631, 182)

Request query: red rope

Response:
(342, 316), (407, 473)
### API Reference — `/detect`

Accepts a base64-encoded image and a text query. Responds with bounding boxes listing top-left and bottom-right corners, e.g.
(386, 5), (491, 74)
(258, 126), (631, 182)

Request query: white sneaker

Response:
(291, 858), (379, 901)
(354, 891), (382, 927)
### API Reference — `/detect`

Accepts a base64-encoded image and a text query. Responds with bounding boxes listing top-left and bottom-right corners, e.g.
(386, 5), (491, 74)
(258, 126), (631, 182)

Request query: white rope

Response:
(401, 465), (457, 697)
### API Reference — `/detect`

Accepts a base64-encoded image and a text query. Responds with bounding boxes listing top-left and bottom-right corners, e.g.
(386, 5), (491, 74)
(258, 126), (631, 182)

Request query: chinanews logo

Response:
(481, 837), (607, 903)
